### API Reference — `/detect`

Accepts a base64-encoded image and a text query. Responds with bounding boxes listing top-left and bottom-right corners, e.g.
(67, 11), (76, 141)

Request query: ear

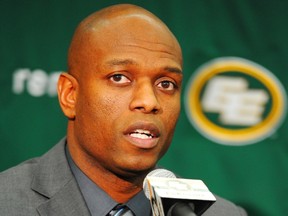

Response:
(57, 73), (78, 119)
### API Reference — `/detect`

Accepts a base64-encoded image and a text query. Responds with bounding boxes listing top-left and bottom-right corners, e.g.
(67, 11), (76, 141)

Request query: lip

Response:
(123, 122), (160, 149)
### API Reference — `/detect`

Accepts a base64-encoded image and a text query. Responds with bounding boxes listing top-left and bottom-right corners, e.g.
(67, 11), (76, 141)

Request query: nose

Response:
(129, 79), (161, 114)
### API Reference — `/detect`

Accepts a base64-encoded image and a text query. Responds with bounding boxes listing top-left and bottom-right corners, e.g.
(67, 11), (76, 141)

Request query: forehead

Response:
(87, 18), (181, 67)
(94, 44), (182, 78)
(69, 13), (183, 79)
(103, 58), (182, 77)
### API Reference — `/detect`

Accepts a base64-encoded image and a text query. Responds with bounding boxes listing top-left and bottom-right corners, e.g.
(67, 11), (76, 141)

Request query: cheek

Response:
(95, 96), (118, 117)
(99, 93), (129, 119)
(74, 93), (123, 153)
(162, 98), (180, 126)
(78, 89), (128, 129)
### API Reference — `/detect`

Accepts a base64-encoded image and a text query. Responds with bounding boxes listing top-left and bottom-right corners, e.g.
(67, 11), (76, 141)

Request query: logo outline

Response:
(184, 57), (287, 145)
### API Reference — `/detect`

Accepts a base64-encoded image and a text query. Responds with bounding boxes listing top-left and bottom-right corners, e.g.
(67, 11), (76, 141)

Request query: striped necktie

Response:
(108, 204), (134, 216)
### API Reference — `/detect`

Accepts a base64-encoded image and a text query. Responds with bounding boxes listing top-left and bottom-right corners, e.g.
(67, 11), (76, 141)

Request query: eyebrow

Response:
(106, 59), (138, 67)
(106, 58), (182, 74)
(164, 66), (182, 74)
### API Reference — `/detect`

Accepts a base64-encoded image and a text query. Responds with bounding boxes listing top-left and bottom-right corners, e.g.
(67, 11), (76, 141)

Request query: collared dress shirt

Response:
(66, 146), (151, 216)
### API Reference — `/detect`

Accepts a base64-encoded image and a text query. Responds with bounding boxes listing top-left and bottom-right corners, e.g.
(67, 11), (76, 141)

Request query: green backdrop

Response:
(1, 0), (288, 215)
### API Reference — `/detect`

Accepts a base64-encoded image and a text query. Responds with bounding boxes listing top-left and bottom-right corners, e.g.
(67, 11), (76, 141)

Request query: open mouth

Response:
(129, 129), (154, 139)
(123, 123), (161, 148)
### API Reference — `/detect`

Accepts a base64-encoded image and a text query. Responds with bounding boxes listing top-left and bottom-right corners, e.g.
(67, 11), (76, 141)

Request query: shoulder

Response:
(0, 138), (67, 214)
(0, 157), (46, 214)
(0, 138), (66, 193)
(0, 157), (39, 187)
(203, 194), (247, 216)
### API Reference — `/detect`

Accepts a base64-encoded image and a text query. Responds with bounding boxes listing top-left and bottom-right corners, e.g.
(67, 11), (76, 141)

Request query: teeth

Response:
(134, 129), (151, 134)
(130, 129), (153, 139)
(130, 133), (151, 139)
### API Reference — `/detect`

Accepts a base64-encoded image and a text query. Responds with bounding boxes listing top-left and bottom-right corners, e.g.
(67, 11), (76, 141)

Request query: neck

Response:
(67, 142), (147, 203)
(84, 162), (145, 203)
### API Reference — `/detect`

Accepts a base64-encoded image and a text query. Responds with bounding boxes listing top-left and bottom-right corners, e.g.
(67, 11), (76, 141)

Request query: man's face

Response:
(71, 16), (183, 177)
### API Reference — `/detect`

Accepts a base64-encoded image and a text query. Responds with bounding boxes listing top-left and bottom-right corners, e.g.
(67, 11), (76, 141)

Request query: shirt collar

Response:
(65, 145), (151, 216)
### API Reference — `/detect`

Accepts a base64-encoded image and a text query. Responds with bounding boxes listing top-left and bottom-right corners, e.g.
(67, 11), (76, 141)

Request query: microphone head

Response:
(143, 168), (176, 198)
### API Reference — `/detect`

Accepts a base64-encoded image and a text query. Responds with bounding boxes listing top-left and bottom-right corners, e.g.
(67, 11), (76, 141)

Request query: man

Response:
(0, 4), (246, 215)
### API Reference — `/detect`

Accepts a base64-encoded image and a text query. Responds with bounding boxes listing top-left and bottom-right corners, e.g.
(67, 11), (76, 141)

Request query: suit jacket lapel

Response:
(36, 179), (90, 215)
(31, 138), (90, 216)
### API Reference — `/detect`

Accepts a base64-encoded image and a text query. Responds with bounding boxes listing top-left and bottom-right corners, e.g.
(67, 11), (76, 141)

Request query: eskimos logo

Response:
(185, 57), (287, 145)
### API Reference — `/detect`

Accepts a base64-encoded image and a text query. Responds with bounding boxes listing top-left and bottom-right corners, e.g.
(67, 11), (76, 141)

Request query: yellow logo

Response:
(185, 57), (287, 145)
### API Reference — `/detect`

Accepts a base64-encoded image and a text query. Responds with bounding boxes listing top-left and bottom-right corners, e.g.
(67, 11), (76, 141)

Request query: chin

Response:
(116, 161), (157, 179)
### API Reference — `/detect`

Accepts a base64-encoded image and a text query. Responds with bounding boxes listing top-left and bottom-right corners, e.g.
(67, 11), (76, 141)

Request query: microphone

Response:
(167, 202), (196, 216)
(143, 169), (216, 216)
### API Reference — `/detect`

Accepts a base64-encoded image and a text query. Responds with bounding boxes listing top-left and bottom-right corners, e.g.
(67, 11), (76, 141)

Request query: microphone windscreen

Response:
(143, 168), (176, 198)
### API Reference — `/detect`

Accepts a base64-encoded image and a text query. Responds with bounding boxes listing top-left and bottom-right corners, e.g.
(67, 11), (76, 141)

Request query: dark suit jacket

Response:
(0, 138), (247, 215)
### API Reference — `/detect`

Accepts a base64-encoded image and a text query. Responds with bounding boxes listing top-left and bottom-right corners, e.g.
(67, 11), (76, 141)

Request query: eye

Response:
(157, 80), (177, 91)
(109, 74), (131, 84)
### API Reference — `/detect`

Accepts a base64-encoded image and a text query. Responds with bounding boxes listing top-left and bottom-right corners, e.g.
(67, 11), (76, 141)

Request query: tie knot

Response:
(108, 204), (134, 216)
